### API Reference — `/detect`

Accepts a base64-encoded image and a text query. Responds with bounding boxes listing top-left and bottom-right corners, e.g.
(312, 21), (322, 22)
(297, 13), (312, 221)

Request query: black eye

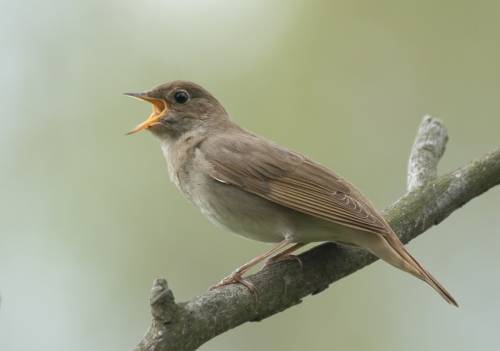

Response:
(174, 90), (189, 104)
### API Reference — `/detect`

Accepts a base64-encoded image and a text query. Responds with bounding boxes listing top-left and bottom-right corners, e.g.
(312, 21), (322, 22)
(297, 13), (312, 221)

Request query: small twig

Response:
(134, 279), (179, 351)
(407, 115), (449, 192)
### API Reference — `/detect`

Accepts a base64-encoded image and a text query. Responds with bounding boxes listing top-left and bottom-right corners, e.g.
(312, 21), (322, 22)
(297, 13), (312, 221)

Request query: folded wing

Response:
(202, 132), (387, 236)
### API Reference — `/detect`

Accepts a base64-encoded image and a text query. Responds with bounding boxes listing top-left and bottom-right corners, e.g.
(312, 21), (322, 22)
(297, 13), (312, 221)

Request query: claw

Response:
(260, 254), (303, 272)
(210, 273), (258, 298)
(208, 240), (296, 300)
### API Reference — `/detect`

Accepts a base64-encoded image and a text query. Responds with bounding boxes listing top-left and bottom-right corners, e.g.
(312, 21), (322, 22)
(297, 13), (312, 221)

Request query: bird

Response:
(125, 80), (458, 306)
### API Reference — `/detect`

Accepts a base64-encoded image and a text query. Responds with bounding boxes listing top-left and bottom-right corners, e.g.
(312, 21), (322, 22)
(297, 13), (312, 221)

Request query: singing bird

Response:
(125, 80), (457, 306)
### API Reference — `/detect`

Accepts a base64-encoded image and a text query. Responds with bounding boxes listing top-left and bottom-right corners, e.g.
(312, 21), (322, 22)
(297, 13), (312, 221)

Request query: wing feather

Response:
(202, 132), (387, 236)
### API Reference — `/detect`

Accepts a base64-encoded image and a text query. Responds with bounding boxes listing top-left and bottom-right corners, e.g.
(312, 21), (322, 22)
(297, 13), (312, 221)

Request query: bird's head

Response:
(125, 80), (228, 138)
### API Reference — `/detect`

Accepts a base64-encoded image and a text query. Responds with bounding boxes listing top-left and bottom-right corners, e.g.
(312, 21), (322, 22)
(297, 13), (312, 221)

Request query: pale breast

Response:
(160, 142), (180, 187)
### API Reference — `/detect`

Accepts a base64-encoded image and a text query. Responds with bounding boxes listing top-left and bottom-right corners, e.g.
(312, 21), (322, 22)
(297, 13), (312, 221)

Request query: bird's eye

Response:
(174, 90), (189, 104)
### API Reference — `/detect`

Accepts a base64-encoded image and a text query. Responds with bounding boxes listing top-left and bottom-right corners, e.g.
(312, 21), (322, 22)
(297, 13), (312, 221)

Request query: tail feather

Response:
(398, 243), (458, 307)
(385, 235), (459, 307)
(347, 221), (458, 306)
(344, 184), (457, 306)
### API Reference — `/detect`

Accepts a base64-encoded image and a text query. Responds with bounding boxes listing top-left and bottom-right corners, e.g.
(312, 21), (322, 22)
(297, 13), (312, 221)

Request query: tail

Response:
(384, 234), (458, 307)
(362, 230), (459, 307)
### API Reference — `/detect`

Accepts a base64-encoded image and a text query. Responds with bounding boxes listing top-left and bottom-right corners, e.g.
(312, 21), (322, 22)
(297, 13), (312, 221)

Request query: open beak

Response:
(124, 92), (168, 135)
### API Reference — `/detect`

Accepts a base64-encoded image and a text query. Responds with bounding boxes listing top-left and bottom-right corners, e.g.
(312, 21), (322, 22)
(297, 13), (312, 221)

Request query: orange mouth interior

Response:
(126, 95), (167, 135)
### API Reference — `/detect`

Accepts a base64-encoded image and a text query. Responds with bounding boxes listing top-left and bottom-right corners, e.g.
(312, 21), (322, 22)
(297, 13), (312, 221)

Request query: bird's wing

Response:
(202, 131), (387, 236)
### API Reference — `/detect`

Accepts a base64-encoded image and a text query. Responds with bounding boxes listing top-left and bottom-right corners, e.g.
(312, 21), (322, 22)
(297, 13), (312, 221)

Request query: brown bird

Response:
(125, 80), (458, 306)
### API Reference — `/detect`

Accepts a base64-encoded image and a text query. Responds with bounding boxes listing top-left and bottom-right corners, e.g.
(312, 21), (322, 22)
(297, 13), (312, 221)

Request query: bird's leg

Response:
(260, 243), (305, 271)
(210, 240), (292, 293)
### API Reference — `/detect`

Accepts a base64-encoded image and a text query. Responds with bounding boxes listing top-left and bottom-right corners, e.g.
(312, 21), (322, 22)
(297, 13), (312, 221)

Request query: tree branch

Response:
(134, 117), (500, 351)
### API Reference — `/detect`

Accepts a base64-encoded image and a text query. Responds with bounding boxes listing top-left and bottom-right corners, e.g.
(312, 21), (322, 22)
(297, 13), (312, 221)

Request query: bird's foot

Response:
(210, 272), (258, 296)
(260, 254), (303, 272)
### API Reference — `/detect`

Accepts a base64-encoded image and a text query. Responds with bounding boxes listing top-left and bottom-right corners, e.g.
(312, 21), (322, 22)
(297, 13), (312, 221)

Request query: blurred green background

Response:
(1, 1), (499, 350)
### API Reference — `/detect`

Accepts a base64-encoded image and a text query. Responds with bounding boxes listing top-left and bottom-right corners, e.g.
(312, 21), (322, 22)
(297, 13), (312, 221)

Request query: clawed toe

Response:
(260, 254), (303, 272)
(209, 240), (301, 298)
(210, 273), (258, 296)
